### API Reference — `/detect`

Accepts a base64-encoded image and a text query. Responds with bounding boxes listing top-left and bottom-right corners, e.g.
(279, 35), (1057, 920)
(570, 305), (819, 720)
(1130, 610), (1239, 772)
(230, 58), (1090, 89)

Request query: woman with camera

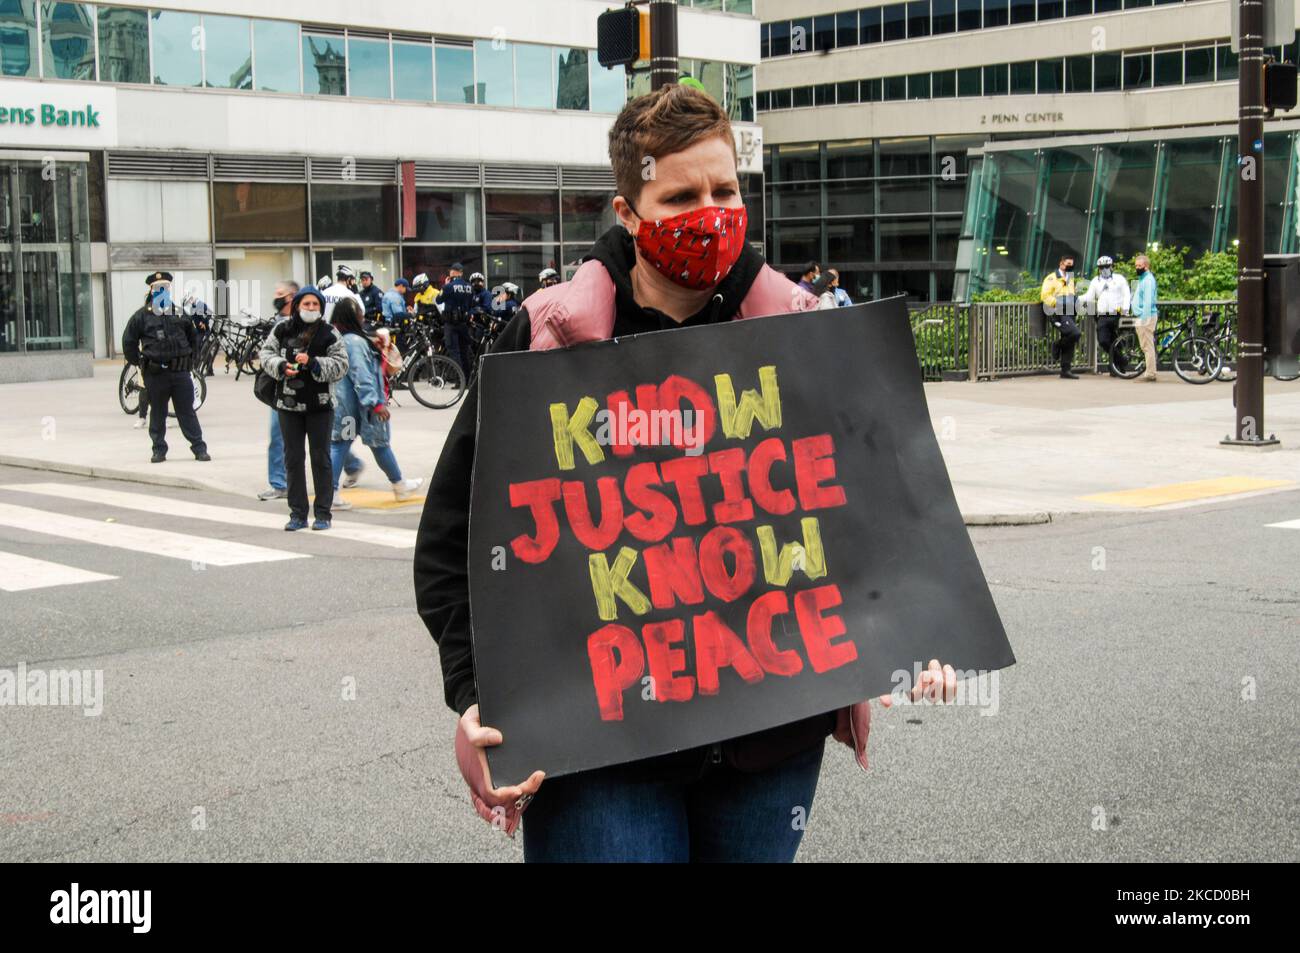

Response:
(258, 285), (349, 531)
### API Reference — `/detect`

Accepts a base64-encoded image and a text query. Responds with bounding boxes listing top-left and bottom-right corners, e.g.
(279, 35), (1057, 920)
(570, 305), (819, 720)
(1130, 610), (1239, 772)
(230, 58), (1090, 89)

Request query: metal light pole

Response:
(1225, 0), (1277, 446)
(648, 0), (679, 91)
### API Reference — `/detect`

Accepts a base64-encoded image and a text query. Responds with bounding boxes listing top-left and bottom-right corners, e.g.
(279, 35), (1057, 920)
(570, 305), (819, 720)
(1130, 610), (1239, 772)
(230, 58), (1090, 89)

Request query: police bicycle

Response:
(390, 312), (467, 409)
(118, 361), (207, 417)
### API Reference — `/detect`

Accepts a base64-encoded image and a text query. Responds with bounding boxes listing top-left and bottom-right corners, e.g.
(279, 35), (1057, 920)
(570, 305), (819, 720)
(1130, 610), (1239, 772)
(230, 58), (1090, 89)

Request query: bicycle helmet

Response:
(538, 267), (560, 287)
(503, 282), (521, 297)
(1096, 255), (1114, 267)
(335, 264), (356, 280)
(412, 272), (430, 291)
(469, 271), (486, 284)
(316, 275), (334, 290)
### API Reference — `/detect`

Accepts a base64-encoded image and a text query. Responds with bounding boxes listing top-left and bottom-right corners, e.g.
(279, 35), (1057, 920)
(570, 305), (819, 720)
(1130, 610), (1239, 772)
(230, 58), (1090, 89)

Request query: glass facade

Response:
(956, 132), (1300, 300)
(764, 137), (977, 302)
(6, 6), (756, 118)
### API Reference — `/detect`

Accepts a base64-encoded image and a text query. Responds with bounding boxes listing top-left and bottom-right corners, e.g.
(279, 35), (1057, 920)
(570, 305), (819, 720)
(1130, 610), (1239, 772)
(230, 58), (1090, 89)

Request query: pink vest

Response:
(523, 258), (820, 351)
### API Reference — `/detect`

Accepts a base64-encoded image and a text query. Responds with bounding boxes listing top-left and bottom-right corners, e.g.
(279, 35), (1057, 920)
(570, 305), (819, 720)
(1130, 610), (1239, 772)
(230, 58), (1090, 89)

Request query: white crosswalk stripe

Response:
(0, 550), (117, 591)
(1266, 519), (1300, 530)
(0, 502), (306, 567)
(0, 483), (416, 550)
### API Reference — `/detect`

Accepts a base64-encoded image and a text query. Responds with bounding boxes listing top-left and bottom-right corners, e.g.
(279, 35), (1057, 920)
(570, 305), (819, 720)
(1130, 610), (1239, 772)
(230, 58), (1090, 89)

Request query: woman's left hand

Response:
(833, 659), (958, 771)
(371, 405), (391, 422)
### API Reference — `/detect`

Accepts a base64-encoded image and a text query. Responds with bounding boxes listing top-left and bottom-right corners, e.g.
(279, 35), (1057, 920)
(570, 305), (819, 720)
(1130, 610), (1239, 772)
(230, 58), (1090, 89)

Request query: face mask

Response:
(630, 204), (749, 291)
(1099, 267), (1113, 279)
(299, 309), (322, 324)
(1136, 266), (1147, 274)
(151, 286), (172, 311)
(273, 295), (289, 311)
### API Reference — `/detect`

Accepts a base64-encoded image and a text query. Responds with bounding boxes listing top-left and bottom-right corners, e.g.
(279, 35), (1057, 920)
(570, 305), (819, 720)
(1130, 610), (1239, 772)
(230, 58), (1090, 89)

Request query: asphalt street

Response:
(1, 463), (1296, 862)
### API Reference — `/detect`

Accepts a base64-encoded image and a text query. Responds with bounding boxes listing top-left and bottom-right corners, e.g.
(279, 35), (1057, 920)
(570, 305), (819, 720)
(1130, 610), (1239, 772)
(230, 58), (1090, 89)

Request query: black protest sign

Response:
(468, 298), (1015, 785)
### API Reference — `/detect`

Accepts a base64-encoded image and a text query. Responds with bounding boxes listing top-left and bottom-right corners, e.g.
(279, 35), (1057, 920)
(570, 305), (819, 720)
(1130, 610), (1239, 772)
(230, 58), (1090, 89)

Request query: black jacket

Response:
(122, 304), (197, 370)
(413, 226), (836, 778)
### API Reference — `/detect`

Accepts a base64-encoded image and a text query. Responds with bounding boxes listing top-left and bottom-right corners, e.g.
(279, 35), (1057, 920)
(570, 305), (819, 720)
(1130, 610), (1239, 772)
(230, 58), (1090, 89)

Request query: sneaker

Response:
(285, 517), (309, 531)
(1059, 371), (1080, 380)
(150, 452), (166, 464)
(332, 497), (353, 511)
(257, 487), (287, 501)
(392, 477), (424, 501)
(1140, 373), (1158, 382)
(341, 464), (364, 489)
(133, 417), (147, 429)
(194, 451), (211, 462)
(311, 519), (331, 531)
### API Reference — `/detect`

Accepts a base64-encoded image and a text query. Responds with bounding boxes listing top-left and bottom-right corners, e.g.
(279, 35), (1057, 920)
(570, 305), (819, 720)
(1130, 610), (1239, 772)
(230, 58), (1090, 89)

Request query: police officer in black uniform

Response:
(122, 271), (211, 464)
(436, 262), (476, 377)
(358, 270), (384, 321)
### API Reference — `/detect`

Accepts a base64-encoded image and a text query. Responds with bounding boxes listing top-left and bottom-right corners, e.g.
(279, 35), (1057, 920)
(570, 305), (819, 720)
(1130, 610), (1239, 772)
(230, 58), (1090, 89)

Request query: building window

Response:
(826, 181), (874, 219)
(393, 41), (433, 102)
(213, 182), (307, 242)
(907, 1), (930, 38)
(774, 143), (821, 182)
(827, 219), (873, 261)
(907, 72), (931, 99)
(1217, 45), (1238, 82)
(879, 217), (931, 261)
(814, 14), (836, 51)
(1094, 0), (1122, 10)
(97, 6), (149, 84)
(860, 7), (883, 44)
(984, 62), (1009, 94)
(934, 68), (957, 97)
(1123, 51), (1153, 88)
(984, 0), (1009, 28)
(1038, 0), (1064, 19)
(1065, 54), (1091, 92)
(1067, 0), (1093, 14)
(932, 0), (957, 33)
(593, 59), (627, 113)
(486, 191), (559, 242)
(312, 184), (398, 242)
(303, 33), (346, 96)
(202, 16), (252, 90)
(790, 17), (812, 53)
(760, 22), (769, 58)
(514, 43), (553, 109)
(958, 66), (981, 95)
(1037, 58), (1063, 93)
(826, 139), (872, 178)
(770, 21), (790, 56)
(1094, 51), (1121, 90)
(836, 79), (860, 104)
(792, 84), (813, 107)
(1009, 0), (1035, 24)
(1154, 48), (1182, 87)
(348, 35), (392, 99)
(884, 74), (906, 100)
(253, 19), (300, 93)
(836, 10), (859, 46)
(757, 89), (771, 111)
(436, 42), (474, 103)
(42, 3), (96, 81)
(1183, 46), (1213, 84)
(561, 192), (616, 244)
(772, 87), (792, 109)
(1010, 60), (1035, 94)
(861, 77), (882, 101)
(880, 137), (931, 176)
(957, 0), (982, 30)
(475, 39), (514, 106)
(0, 4), (34, 76)
(815, 83), (836, 106)
(413, 189), (481, 242)
(556, 48), (590, 110)
(882, 4), (906, 41)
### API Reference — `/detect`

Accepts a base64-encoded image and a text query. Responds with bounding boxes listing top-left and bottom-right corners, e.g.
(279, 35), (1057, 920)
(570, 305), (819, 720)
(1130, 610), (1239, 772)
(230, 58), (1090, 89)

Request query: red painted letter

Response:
(562, 476), (624, 552)
(792, 434), (847, 511)
(794, 584), (856, 674)
(748, 437), (796, 515)
(587, 623), (646, 721)
(693, 610), (765, 694)
(624, 462), (678, 543)
(746, 589), (803, 676)
(508, 478), (562, 563)
(643, 536), (705, 609)
(698, 525), (757, 603)
(643, 619), (696, 702)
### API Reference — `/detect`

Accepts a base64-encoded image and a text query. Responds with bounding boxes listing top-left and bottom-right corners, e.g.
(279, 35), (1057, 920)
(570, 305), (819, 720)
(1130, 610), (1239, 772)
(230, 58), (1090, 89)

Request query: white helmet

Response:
(538, 267), (560, 285)
(469, 271), (486, 284)
(1096, 255), (1114, 267)
(316, 275), (333, 290)
(503, 282), (521, 297)
(412, 272), (430, 290)
(335, 264), (355, 280)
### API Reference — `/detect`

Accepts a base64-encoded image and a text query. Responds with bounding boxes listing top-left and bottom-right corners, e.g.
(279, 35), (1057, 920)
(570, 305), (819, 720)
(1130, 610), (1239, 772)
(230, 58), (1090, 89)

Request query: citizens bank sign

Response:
(0, 79), (117, 148)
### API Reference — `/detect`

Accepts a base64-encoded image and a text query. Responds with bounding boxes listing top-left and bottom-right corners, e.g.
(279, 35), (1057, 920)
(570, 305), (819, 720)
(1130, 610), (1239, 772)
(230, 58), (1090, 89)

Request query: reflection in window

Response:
(253, 19), (300, 93)
(475, 39), (513, 107)
(556, 48), (589, 110)
(487, 191), (559, 242)
(151, 10), (202, 86)
(436, 42), (474, 103)
(515, 43), (552, 109)
(98, 6), (148, 84)
(413, 189), (481, 242)
(728, 63), (754, 121)
(348, 36), (391, 99)
(203, 16), (251, 90)
(1, 1), (37, 77)
(393, 40), (432, 101)
(213, 182), (307, 242)
(303, 33), (346, 96)
(486, 245), (559, 295)
(41, 3), (94, 81)
(1185, 46), (1213, 85)
(591, 59), (626, 113)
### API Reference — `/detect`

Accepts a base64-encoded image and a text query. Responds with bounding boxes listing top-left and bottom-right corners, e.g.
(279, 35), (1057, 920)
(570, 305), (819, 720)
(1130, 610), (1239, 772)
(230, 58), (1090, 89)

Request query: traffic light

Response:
(1264, 61), (1298, 112)
(597, 5), (650, 69)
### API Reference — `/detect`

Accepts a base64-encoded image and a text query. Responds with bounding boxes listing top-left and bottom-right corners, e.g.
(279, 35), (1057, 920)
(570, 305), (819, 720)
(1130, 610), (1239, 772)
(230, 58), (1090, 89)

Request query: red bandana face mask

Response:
(632, 204), (749, 291)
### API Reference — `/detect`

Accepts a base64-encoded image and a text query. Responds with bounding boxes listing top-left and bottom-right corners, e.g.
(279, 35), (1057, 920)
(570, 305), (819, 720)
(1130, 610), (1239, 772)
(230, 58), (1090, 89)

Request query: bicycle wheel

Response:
(1172, 336), (1222, 384)
(1110, 329), (1144, 379)
(407, 355), (467, 409)
(118, 364), (143, 415)
(166, 370), (207, 417)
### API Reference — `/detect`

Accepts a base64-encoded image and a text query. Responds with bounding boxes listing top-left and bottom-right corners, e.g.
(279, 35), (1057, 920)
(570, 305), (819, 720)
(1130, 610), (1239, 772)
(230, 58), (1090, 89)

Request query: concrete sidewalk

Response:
(1, 361), (1298, 521)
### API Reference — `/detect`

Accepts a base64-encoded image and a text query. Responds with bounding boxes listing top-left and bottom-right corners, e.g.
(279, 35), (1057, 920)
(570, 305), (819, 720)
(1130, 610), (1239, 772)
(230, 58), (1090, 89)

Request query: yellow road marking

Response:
(1080, 477), (1294, 508)
(316, 488), (426, 510)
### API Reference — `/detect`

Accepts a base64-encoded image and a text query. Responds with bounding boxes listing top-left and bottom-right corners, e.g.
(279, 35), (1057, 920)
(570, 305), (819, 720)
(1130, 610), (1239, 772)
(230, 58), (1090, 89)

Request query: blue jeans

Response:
(330, 439), (402, 488)
(268, 411), (286, 490)
(521, 739), (825, 863)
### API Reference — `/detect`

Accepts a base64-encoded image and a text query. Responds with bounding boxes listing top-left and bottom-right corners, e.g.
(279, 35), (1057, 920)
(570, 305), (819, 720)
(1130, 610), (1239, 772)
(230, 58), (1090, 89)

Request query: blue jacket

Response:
(1131, 271), (1158, 319)
(471, 288), (494, 316)
(331, 333), (390, 447)
(438, 276), (477, 319)
(381, 288), (409, 323)
(833, 287), (852, 307)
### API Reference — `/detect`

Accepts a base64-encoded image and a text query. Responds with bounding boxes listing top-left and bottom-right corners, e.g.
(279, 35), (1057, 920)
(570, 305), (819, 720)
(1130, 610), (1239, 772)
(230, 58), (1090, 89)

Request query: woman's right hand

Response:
(454, 704), (545, 837)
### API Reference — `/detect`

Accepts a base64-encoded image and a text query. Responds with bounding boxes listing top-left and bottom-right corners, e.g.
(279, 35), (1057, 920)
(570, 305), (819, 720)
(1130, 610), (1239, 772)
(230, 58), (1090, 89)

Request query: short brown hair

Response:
(608, 84), (736, 206)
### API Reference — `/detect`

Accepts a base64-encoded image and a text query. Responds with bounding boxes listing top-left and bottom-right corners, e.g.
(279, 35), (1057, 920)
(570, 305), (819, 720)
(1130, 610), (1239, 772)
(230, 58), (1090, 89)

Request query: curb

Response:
(0, 454), (245, 498)
(962, 511), (1054, 526)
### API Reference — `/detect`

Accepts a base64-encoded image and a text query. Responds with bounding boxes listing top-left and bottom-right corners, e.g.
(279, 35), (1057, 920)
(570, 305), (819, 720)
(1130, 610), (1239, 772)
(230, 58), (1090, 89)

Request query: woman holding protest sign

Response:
(414, 83), (959, 862)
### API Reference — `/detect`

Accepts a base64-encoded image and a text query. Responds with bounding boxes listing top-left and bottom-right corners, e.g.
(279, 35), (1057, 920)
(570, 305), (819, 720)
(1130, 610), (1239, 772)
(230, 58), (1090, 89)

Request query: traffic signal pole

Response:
(1225, 0), (1278, 446)
(648, 0), (679, 91)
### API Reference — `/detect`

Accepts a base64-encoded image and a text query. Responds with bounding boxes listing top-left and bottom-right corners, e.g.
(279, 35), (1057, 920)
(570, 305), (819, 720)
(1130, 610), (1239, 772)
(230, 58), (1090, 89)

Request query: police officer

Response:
(538, 267), (561, 289)
(1080, 255), (1131, 376)
(436, 262), (476, 377)
(358, 270), (384, 321)
(122, 271), (210, 464)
